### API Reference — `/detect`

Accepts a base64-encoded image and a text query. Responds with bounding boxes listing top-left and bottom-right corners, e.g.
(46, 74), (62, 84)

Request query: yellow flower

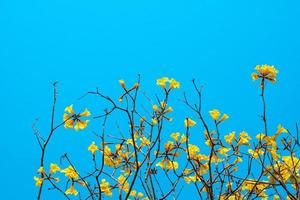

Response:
(118, 175), (129, 192)
(100, 179), (112, 196)
(156, 77), (169, 89)
(252, 64), (278, 84)
(33, 176), (43, 187)
(152, 104), (159, 111)
(224, 131), (235, 145)
(248, 148), (264, 159)
(164, 141), (174, 151)
(234, 157), (243, 163)
(156, 77), (180, 90)
(237, 131), (251, 146)
(169, 78), (180, 89)
(273, 195), (279, 200)
(133, 82), (139, 89)
(88, 141), (99, 155)
(63, 105), (90, 131)
(209, 109), (220, 121)
(130, 190), (137, 197)
(74, 120), (90, 131)
(184, 118), (196, 127)
(119, 79), (126, 88)
(270, 148), (280, 160)
(65, 185), (78, 196)
(49, 163), (60, 174)
(180, 134), (187, 143)
(165, 106), (173, 113)
(276, 124), (288, 135)
(156, 159), (178, 170)
(218, 147), (231, 156)
(219, 114), (229, 123)
(151, 118), (158, 125)
(187, 144), (200, 158)
(61, 165), (79, 180)
(126, 138), (134, 146)
(256, 133), (265, 140)
(251, 73), (259, 80)
(140, 136), (151, 147)
(137, 192), (144, 198)
(37, 166), (45, 174)
(170, 132), (180, 142)
(205, 139), (213, 147)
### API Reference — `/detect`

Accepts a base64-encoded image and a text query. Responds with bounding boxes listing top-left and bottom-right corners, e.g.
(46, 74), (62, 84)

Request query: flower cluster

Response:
(35, 65), (300, 200)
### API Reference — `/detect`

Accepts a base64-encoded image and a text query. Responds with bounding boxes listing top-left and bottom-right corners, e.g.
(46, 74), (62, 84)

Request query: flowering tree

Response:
(34, 65), (300, 200)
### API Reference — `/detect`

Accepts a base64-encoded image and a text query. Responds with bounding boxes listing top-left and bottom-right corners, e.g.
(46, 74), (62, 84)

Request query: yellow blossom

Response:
(140, 136), (151, 147)
(219, 113), (229, 123)
(209, 109), (220, 121)
(88, 141), (99, 155)
(37, 166), (45, 174)
(119, 79), (126, 88)
(237, 131), (251, 146)
(33, 176), (43, 187)
(118, 175), (129, 192)
(156, 77), (169, 89)
(170, 132), (180, 142)
(156, 159), (178, 170)
(130, 190), (137, 197)
(151, 118), (158, 125)
(49, 163), (60, 174)
(137, 192), (144, 198)
(100, 179), (112, 196)
(164, 141), (174, 151)
(205, 139), (213, 147)
(234, 157), (243, 163)
(256, 133), (265, 140)
(156, 77), (180, 90)
(61, 165), (79, 180)
(273, 195), (279, 200)
(252, 64), (278, 87)
(152, 104), (159, 112)
(184, 118), (196, 127)
(248, 148), (264, 159)
(187, 144), (200, 158)
(65, 185), (78, 196)
(218, 147), (231, 156)
(180, 134), (187, 143)
(224, 131), (235, 145)
(276, 124), (288, 135)
(169, 78), (180, 89)
(63, 105), (90, 131)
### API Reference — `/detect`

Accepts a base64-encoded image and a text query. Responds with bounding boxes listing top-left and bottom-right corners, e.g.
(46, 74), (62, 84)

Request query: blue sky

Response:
(0, 0), (300, 199)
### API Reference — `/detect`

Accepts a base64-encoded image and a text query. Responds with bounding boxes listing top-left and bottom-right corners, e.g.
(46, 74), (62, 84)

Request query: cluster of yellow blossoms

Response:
(252, 64), (279, 88)
(35, 66), (300, 199)
(63, 104), (91, 131)
(156, 77), (180, 91)
(34, 163), (85, 196)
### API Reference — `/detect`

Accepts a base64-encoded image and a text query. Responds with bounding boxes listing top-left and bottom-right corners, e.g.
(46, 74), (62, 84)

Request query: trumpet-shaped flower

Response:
(100, 179), (112, 196)
(184, 118), (196, 127)
(63, 105), (90, 131)
(49, 163), (60, 174)
(209, 109), (220, 121)
(61, 165), (79, 180)
(224, 131), (235, 145)
(156, 77), (180, 90)
(33, 176), (43, 187)
(65, 185), (78, 196)
(88, 141), (99, 155)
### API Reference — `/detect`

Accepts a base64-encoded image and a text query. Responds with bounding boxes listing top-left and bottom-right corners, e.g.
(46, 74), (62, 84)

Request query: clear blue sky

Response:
(0, 0), (300, 199)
